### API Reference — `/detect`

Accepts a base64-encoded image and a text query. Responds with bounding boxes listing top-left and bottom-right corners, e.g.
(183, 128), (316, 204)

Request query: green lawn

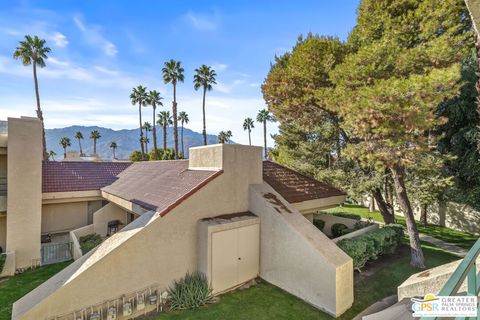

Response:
(0, 261), (70, 320)
(326, 204), (479, 249)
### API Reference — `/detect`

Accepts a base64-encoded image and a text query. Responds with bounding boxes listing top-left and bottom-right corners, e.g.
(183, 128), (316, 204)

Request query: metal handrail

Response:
(420, 238), (480, 320)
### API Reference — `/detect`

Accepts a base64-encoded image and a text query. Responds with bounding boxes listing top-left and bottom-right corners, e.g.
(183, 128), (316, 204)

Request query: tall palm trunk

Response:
(163, 124), (167, 151)
(138, 103), (145, 159)
(202, 86), (207, 145)
(145, 129), (149, 154)
(391, 163), (425, 268)
(181, 122), (185, 157)
(248, 129), (251, 145)
(93, 139), (97, 154)
(263, 120), (267, 158)
(63, 147), (67, 159)
(33, 60), (47, 160)
(78, 138), (83, 155)
(172, 83), (179, 159)
(112, 148), (116, 159)
(152, 106), (158, 160)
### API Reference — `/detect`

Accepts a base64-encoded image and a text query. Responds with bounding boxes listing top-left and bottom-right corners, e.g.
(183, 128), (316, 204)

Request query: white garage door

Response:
(211, 224), (259, 293)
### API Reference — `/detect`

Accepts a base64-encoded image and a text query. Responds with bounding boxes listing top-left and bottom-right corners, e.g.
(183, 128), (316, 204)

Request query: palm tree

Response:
(47, 150), (56, 161)
(74, 131), (84, 156)
(243, 118), (255, 145)
(110, 142), (118, 159)
(157, 111), (173, 151)
(143, 122), (152, 154)
(162, 59), (184, 159)
(178, 111), (189, 157)
(256, 109), (274, 158)
(90, 130), (101, 155)
(59, 137), (71, 159)
(130, 85), (149, 159)
(218, 130), (232, 144)
(146, 90), (163, 159)
(193, 65), (217, 146)
(13, 35), (51, 160)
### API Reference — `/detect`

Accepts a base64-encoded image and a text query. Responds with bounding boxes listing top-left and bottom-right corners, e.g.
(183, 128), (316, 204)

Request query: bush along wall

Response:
(337, 224), (404, 270)
(79, 234), (103, 254)
(167, 272), (213, 310)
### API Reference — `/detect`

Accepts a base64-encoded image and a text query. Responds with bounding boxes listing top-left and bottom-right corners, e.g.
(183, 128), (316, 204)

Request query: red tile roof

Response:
(42, 161), (132, 193)
(101, 160), (222, 214)
(262, 160), (346, 203)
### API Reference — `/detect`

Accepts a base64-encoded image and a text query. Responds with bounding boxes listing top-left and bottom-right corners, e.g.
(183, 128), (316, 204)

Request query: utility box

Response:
(197, 212), (260, 294)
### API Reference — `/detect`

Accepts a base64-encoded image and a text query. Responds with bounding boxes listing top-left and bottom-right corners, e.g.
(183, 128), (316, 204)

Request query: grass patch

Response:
(326, 204), (478, 249)
(153, 281), (333, 320)
(0, 262), (70, 320)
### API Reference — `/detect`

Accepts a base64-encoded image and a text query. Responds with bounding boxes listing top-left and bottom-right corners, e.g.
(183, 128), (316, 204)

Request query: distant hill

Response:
(45, 125), (218, 160)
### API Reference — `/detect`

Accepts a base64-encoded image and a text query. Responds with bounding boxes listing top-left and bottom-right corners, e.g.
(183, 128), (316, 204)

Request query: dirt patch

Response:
(354, 244), (410, 285)
(263, 192), (293, 214)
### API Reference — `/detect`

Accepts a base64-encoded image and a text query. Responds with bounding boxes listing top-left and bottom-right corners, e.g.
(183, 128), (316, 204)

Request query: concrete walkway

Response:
(419, 233), (468, 257)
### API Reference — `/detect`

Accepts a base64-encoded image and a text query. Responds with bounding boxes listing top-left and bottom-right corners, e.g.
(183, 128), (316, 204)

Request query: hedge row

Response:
(79, 234), (103, 254)
(337, 224), (404, 270)
(329, 212), (362, 220)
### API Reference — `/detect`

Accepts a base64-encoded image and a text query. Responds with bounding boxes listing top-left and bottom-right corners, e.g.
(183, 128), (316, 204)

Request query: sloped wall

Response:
(249, 183), (353, 317)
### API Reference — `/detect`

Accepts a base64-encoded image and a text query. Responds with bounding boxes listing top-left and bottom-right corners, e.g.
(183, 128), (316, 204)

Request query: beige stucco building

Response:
(1, 117), (354, 319)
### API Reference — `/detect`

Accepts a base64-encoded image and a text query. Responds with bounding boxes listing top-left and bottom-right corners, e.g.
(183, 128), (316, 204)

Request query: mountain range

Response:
(45, 125), (219, 160)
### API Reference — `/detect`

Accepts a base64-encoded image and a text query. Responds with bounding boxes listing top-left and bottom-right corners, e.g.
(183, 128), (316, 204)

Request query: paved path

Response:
(418, 233), (468, 257)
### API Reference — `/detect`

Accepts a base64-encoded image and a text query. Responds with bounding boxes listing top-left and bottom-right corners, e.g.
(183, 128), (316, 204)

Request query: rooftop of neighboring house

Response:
(42, 161), (132, 193)
(262, 160), (346, 203)
(42, 159), (345, 209)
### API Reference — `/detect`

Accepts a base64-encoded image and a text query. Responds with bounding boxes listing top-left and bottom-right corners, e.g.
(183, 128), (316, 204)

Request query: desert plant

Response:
(167, 272), (213, 310)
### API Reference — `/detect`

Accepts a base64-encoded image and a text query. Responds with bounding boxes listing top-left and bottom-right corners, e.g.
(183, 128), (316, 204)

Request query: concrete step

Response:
(361, 298), (413, 320)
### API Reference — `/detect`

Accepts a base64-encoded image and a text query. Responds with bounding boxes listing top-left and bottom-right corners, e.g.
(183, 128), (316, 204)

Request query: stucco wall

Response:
(13, 144), (266, 320)
(42, 202), (89, 234)
(6, 117), (42, 269)
(249, 183), (353, 317)
(361, 196), (480, 235)
(0, 216), (6, 252)
(93, 202), (127, 237)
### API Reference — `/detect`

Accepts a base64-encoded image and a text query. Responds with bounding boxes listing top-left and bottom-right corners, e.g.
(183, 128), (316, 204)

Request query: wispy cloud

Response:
(73, 14), (118, 56)
(183, 10), (220, 31)
(215, 79), (246, 94)
(211, 63), (228, 72)
(0, 55), (136, 89)
(50, 32), (68, 47)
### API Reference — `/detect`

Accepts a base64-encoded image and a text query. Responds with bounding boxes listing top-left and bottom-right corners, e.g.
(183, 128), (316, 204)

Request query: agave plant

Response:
(167, 272), (213, 310)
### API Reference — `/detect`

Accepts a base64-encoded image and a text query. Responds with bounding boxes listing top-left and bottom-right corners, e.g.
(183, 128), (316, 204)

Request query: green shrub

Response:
(354, 220), (373, 230)
(149, 148), (176, 160)
(324, 211), (362, 220)
(79, 234), (103, 254)
(0, 254), (5, 274)
(337, 224), (404, 270)
(331, 223), (350, 238)
(168, 272), (213, 310)
(313, 219), (325, 230)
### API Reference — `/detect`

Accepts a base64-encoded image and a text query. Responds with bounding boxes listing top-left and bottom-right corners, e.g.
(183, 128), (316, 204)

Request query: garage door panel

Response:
(211, 229), (238, 293)
(237, 224), (260, 284)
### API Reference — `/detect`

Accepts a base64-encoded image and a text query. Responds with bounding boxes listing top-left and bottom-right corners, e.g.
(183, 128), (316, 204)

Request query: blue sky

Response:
(0, 0), (359, 146)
